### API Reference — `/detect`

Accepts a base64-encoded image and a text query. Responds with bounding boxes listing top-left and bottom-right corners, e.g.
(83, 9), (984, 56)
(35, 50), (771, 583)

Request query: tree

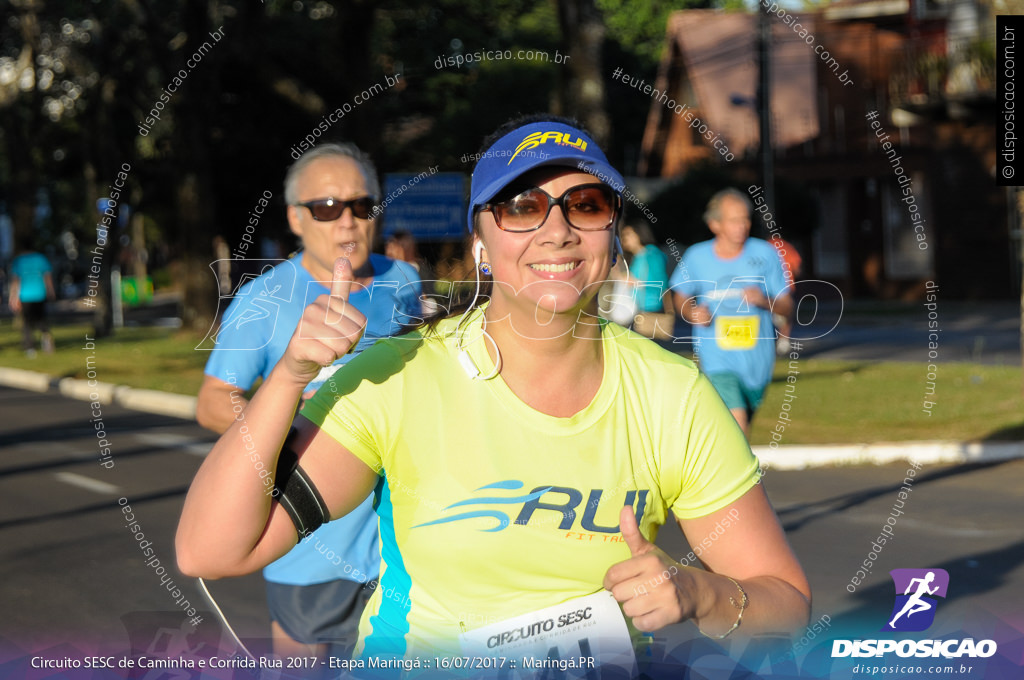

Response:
(4, 0), (662, 335)
(556, 0), (610, 144)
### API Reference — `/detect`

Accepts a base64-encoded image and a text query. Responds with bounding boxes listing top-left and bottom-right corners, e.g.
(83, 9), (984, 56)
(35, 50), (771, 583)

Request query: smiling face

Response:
(475, 168), (618, 321)
(287, 155), (377, 282)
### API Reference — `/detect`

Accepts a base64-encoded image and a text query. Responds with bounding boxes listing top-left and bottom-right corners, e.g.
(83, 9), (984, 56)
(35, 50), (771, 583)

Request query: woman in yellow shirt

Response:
(177, 115), (810, 666)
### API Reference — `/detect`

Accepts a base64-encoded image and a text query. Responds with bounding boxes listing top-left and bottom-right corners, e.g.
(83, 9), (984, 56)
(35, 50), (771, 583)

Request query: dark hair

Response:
(16, 234), (37, 253)
(625, 222), (656, 246)
(413, 235), (491, 334)
(387, 229), (415, 246)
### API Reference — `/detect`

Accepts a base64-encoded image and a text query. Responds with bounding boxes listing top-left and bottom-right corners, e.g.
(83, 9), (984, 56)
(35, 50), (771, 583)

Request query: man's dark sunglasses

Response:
(293, 196), (377, 221)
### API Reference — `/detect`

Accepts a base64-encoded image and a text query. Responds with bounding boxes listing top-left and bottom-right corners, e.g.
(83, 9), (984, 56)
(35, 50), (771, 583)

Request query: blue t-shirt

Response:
(668, 238), (789, 391)
(11, 252), (52, 303)
(630, 245), (669, 313)
(204, 252), (422, 585)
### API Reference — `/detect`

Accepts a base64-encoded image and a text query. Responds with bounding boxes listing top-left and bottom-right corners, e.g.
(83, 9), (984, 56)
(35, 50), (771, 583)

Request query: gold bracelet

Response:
(698, 576), (748, 639)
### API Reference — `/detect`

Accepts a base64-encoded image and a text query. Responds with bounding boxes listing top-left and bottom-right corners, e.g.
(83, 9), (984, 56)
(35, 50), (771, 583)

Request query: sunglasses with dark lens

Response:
(293, 196), (377, 221)
(479, 183), (621, 232)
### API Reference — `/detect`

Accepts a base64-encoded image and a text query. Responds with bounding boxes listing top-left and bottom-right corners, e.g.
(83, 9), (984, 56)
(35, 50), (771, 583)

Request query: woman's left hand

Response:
(603, 506), (701, 631)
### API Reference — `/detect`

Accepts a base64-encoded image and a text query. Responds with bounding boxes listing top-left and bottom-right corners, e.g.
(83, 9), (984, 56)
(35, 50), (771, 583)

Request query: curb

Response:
(0, 367), (52, 393)
(1, 366), (1021, 468)
(0, 367), (196, 421)
(754, 441), (1024, 470)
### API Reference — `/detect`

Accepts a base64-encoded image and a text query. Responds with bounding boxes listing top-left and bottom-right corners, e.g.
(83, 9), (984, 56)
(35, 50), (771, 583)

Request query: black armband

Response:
(273, 428), (330, 541)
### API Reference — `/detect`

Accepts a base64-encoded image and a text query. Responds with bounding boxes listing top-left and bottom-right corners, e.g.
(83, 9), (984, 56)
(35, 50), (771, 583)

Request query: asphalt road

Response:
(791, 302), (1021, 366)
(1, 385), (1022, 678)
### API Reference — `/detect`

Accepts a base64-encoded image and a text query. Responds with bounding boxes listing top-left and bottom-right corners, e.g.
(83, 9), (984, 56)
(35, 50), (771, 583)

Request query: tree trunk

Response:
(175, 170), (218, 332)
(85, 76), (124, 338)
(556, 0), (610, 147)
(9, 5), (43, 250)
(334, 0), (377, 152)
(173, 0), (222, 333)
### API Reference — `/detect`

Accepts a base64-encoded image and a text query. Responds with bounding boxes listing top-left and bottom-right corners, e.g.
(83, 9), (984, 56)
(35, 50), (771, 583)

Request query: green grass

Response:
(0, 320), (207, 396)
(3, 319), (1021, 443)
(750, 359), (1024, 445)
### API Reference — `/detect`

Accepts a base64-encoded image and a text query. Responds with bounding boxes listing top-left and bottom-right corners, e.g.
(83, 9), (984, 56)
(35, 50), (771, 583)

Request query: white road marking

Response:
(53, 471), (120, 495)
(135, 432), (214, 457)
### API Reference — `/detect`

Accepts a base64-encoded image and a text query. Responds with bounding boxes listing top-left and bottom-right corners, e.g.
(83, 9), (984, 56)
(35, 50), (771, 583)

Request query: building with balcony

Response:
(638, 0), (1006, 299)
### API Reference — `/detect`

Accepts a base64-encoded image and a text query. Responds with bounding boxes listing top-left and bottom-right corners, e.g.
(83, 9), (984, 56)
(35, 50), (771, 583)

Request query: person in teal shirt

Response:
(9, 238), (55, 357)
(622, 222), (669, 314)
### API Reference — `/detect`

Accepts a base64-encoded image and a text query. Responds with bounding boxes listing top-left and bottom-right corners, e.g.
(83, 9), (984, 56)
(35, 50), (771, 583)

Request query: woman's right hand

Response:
(280, 257), (367, 387)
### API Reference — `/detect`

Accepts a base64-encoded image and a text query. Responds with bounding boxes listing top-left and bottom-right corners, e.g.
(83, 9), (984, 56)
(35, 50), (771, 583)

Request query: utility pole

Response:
(1018, 187), (1024, 396)
(757, 6), (775, 216)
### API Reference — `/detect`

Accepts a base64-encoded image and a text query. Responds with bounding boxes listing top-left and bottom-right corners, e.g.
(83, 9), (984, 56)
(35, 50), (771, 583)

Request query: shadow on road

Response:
(0, 441), (211, 479)
(0, 411), (194, 448)
(775, 460), (1016, 533)
(0, 485), (189, 531)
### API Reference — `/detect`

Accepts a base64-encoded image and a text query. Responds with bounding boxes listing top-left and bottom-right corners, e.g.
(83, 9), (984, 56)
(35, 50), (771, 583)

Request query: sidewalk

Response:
(2, 364), (1021, 469)
(0, 365), (196, 420)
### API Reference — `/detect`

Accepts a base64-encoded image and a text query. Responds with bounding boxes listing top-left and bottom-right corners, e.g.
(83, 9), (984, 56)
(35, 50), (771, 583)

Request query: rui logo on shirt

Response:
(412, 480), (650, 533)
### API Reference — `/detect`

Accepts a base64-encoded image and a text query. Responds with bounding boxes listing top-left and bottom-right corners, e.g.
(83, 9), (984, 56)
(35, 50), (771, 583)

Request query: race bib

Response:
(458, 591), (636, 678)
(715, 315), (759, 350)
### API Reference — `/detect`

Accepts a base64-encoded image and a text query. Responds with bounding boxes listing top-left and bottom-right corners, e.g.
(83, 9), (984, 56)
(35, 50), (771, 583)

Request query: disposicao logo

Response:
(832, 567), (998, 659)
(883, 568), (948, 632)
(508, 131), (587, 165)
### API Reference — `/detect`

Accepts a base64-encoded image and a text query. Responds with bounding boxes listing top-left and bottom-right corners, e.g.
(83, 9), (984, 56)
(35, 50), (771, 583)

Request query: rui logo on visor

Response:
(508, 130), (588, 165)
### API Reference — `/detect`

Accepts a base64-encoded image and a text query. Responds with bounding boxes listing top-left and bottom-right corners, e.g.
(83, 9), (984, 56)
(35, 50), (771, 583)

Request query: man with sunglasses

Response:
(197, 142), (422, 661)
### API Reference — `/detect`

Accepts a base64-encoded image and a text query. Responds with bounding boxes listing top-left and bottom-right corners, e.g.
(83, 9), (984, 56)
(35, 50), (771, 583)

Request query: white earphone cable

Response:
(196, 577), (258, 661)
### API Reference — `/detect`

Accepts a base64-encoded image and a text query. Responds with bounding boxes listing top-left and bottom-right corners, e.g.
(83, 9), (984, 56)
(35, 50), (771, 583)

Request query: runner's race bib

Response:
(715, 315), (759, 350)
(458, 591), (636, 678)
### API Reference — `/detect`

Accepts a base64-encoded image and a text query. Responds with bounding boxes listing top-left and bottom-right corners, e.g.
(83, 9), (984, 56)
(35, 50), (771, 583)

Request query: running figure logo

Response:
(883, 568), (950, 632)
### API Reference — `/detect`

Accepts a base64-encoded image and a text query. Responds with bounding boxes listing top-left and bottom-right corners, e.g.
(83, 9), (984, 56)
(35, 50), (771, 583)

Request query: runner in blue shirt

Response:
(669, 188), (793, 438)
(197, 143), (422, 660)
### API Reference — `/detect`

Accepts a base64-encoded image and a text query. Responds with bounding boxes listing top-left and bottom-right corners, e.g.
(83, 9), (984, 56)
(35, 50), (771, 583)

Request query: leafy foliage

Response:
(0, 0), (722, 328)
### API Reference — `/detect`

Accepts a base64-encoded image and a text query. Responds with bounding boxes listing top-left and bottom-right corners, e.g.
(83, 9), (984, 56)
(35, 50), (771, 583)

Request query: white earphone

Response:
(458, 240), (501, 380)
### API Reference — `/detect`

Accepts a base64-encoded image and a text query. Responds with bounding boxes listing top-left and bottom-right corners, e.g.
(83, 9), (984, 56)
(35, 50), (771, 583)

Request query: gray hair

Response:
(703, 188), (752, 224)
(283, 142), (381, 205)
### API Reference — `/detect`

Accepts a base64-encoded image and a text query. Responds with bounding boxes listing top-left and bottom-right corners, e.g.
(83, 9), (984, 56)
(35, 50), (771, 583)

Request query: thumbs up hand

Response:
(603, 506), (699, 632)
(281, 257), (367, 388)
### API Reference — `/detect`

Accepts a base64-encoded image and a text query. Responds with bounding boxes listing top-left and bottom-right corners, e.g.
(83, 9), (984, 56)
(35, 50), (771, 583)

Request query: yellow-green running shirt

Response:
(301, 309), (759, 658)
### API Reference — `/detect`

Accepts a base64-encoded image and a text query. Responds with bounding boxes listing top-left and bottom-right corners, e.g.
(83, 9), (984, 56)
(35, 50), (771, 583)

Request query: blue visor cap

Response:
(467, 121), (626, 232)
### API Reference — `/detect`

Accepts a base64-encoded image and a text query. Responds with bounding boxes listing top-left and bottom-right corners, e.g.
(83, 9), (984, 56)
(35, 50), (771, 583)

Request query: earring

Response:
(479, 262), (492, 276)
(611, 252), (618, 267)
